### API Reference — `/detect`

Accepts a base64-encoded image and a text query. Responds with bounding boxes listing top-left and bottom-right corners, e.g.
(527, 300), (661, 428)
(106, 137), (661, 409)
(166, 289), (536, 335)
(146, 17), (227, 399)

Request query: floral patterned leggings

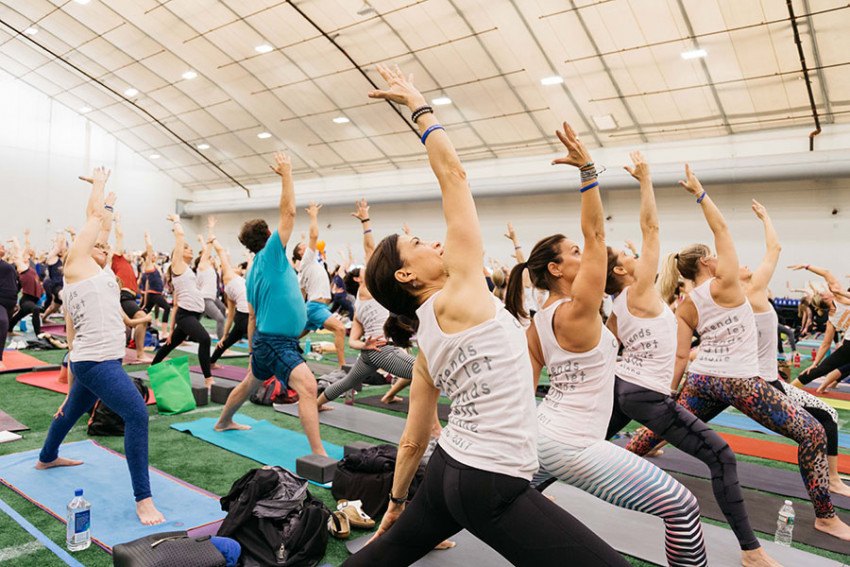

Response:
(627, 373), (833, 519)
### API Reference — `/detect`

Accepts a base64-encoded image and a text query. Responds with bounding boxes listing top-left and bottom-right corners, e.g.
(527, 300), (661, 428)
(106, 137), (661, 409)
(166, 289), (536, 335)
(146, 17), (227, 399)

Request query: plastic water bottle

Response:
(774, 500), (794, 547)
(304, 337), (312, 356)
(66, 489), (91, 552)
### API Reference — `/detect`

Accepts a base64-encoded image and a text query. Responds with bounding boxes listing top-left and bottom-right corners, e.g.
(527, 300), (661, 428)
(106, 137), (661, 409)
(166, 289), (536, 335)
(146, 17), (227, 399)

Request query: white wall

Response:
(192, 177), (849, 294)
(0, 72), (180, 253)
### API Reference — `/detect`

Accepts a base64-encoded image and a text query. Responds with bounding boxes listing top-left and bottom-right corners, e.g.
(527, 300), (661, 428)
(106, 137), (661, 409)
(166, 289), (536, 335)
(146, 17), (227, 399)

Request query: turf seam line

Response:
(0, 497), (84, 567)
(0, 540), (43, 561)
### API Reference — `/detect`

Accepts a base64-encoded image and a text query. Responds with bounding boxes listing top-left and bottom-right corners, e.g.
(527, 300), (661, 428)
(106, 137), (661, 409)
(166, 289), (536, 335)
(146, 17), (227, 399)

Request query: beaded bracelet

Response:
(411, 105), (434, 123)
(359, 217), (370, 224)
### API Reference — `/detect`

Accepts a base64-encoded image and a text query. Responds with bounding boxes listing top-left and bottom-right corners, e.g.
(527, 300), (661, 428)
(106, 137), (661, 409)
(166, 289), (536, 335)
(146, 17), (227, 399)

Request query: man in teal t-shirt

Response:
(214, 152), (327, 458)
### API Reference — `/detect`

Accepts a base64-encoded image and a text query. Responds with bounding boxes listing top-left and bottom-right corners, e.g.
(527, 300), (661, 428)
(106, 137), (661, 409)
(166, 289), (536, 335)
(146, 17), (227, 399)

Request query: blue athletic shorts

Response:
(304, 300), (332, 332)
(250, 332), (304, 386)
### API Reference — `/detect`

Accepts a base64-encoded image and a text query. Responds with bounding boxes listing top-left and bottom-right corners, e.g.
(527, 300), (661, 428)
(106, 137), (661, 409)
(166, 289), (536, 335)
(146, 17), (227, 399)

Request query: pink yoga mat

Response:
(190, 365), (247, 381)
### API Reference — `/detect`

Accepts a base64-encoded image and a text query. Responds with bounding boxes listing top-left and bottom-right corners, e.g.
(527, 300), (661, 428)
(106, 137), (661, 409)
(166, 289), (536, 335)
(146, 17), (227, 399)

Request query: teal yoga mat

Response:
(711, 411), (850, 449)
(171, 414), (343, 487)
(0, 440), (224, 551)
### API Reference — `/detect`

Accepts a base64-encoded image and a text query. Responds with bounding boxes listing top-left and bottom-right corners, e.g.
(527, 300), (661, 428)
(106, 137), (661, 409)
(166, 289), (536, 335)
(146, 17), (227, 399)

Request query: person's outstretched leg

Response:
(540, 435), (707, 567)
(603, 377), (633, 440)
(204, 298), (226, 339)
(214, 366), (258, 432)
(151, 322), (189, 365)
(177, 312), (212, 381)
(322, 315), (347, 369)
(37, 363), (100, 468)
(794, 341), (850, 386)
(210, 313), (248, 366)
(289, 362), (327, 456)
(318, 355), (373, 407)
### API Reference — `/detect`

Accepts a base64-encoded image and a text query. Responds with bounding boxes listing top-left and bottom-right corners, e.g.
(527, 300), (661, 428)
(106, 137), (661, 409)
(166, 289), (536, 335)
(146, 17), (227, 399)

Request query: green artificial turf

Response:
(0, 343), (848, 565)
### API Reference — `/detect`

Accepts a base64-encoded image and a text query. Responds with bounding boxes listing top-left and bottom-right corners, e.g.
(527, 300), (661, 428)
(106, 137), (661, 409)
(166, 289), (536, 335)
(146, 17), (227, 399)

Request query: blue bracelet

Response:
(420, 124), (444, 144)
(696, 191), (707, 203)
(580, 181), (599, 193)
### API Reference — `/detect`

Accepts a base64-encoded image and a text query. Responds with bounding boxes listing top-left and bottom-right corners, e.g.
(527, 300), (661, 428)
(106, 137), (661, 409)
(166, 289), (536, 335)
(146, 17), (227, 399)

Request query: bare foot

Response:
(214, 420), (251, 432)
(318, 404), (335, 412)
(136, 354), (154, 364)
(814, 516), (850, 540)
(211, 363), (222, 370)
(205, 377), (214, 389)
(742, 547), (783, 567)
(36, 457), (84, 470)
(435, 539), (456, 550)
(829, 480), (850, 498)
(136, 498), (165, 525)
(380, 395), (404, 404)
(645, 448), (664, 458)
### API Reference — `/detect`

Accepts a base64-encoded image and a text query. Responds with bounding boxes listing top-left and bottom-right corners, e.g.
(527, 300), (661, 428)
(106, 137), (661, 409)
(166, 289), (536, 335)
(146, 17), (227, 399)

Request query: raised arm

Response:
(143, 232), (155, 270)
(269, 152), (296, 246)
(211, 238), (235, 284)
(113, 211), (125, 257)
(625, 151), (659, 298)
(66, 167), (113, 282)
(306, 203), (321, 252)
(504, 222), (525, 264)
(369, 64), (483, 283)
(350, 198), (375, 262)
(166, 214), (187, 276)
(749, 200), (781, 293)
(788, 264), (843, 298)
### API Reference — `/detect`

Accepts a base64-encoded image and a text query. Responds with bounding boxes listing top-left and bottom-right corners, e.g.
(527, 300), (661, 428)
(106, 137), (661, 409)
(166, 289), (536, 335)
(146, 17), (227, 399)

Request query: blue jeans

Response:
(40, 359), (152, 502)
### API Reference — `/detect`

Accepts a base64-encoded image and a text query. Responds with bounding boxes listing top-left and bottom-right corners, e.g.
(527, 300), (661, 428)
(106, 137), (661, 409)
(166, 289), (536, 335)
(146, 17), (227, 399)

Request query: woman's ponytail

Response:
(657, 252), (682, 306)
(505, 262), (529, 320)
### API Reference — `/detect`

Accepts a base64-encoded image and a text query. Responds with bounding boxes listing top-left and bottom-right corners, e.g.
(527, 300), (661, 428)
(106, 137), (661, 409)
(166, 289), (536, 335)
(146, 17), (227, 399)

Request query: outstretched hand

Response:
(552, 121), (592, 168)
(751, 199), (768, 221)
(787, 264), (807, 271)
(368, 64), (426, 110)
(166, 214), (181, 223)
(350, 198), (370, 221)
(305, 202), (322, 217)
(402, 222), (411, 236)
(78, 166), (111, 185)
(677, 164), (703, 196)
(104, 192), (117, 208)
(624, 150), (649, 182)
(269, 151), (292, 177)
(504, 222), (517, 242)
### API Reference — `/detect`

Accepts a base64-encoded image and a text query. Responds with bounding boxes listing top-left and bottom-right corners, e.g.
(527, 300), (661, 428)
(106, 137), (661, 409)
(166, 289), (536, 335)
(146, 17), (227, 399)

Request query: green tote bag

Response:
(147, 356), (196, 415)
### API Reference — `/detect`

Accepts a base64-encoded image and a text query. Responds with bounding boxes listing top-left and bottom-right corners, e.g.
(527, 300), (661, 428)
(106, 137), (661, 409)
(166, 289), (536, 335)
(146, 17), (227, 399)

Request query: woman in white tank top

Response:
(344, 68), (626, 567)
(195, 216), (227, 339)
(603, 154), (772, 564)
(36, 168), (165, 526)
(630, 167), (850, 542)
(208, 237), (251, 368)
(505, 152), (707, 567)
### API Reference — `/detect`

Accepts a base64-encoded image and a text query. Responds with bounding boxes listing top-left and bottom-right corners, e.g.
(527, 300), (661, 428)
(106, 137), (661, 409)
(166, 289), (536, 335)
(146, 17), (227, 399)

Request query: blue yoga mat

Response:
(0, 440), (224, 551)
(712, 412), (850, 449)
(171, 414), (343, 487)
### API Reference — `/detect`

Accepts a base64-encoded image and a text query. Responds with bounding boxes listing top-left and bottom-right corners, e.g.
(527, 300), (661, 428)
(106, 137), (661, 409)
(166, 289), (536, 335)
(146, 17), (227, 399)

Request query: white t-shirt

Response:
(355, 297), (389, 339)
(829, 301), (850, 343)
(299, 247), (331, 301)
(196, 267), (218, 300)
(688, 279), (760, 378)
(224, 276), (249, 314)
(535, 299), (619, 448)
(613, 287), (677, 395)
(416, 292), (538, 480)
(64, 268), (126, 363)
(173, 269), (205, 313)
(754, 308), (779, 382)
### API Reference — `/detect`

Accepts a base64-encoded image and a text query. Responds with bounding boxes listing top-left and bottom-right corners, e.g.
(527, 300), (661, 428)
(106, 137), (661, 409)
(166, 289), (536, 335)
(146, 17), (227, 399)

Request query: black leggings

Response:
(0, 301), (12, 362)
(142, 293), (171, 323)
(152, 308), (211, 378)
(9, 294), (42, 335)
(331, 294), (354, 320)
(343, 446), (628, 567)
(606, 377), (758, 551)
(211, 311), (249, 364)
(777, 323), (796, 353)
(797, 340), (850, 385)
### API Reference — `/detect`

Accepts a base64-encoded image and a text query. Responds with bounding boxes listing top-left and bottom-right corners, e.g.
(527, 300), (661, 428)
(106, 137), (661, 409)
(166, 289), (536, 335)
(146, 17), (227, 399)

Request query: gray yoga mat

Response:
(346, 481), (842, 566)
(0, 411), (28, 432)
(274, 400), (406, 444)
(357, 395), (451, 421)
(174, 344), (248, 358)
(610, 437), (850, 510)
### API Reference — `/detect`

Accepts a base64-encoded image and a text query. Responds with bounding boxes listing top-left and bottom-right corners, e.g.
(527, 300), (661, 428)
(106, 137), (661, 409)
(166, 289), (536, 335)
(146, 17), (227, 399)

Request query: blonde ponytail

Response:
(657, 252), (681, 306)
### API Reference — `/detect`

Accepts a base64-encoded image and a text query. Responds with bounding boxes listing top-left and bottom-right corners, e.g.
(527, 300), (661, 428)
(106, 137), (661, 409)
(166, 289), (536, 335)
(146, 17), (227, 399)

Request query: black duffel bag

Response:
(112, 531), (225, 567)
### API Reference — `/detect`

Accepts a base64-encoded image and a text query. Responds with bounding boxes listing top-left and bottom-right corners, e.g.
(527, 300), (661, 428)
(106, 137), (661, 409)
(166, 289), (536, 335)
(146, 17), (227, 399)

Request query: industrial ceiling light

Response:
(540, 75), (564, 86)
(356, 2), (376, 16)
(79, 105), (92, 113)
(257, 132), (272, 139)
(182, 70), (198, 80)
(124, 87), (139, 97)
(23, 27), (38, 36)
(333, 116), (350, 124)
(255, 43), (273, 54)
(680, 48), (707, 60)
(431, 96), (452, 106)
(74, 0), (91, 4)
(149, 154), (161, 160)
(196, 143), (210, 150)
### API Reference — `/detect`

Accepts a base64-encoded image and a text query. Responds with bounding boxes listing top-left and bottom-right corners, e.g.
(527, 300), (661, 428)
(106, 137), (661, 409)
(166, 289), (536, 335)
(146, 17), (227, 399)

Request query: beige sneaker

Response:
(336, 499), (375, 529)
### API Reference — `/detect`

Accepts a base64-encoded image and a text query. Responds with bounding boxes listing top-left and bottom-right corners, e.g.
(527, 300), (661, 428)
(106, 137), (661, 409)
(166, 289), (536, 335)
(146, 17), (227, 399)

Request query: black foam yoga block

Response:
(296, 454), (338, 484)
(188, 375), (209, 406)
(210, 381), (236, 404)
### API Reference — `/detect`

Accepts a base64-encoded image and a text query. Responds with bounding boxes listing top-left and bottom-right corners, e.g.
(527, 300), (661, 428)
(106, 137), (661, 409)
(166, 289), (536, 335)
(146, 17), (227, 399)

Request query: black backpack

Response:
(250, 377), (299, 406)
(87, 378), (150, 436)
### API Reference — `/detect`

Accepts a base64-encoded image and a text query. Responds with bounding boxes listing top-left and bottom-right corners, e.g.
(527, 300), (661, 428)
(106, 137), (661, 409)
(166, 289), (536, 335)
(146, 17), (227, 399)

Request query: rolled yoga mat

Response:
(0, 351), (54, 374)
(357, 394), (451, 421)
(0, 440), (224, 551)
(17, 369), (157, 405)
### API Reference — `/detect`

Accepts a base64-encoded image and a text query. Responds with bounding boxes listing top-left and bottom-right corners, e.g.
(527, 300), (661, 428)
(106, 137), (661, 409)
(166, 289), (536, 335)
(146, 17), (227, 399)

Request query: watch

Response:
(388, 491), (407, 505)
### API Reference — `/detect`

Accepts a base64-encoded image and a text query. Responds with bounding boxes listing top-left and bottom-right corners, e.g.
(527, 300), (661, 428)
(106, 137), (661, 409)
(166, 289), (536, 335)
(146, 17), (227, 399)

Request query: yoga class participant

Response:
(213, 151), (328, 458)
(0, 242), (18, 371)
(294, 203), (348, 369)
(209, 237), (249, 366)
(111, 213), (152, 363)
(345, 65), (627, 567)
(505, 141), (707, 567)
(196, 216), (227, 339)
(40, 234), (67, 322)
(7, 239), (43, 339)
(140, 232), (171, 331)
(629, 166), (850, 541)
(35, 167), (164, 526)
(601, 153), (774, 566)
(150, 215), (214, 387)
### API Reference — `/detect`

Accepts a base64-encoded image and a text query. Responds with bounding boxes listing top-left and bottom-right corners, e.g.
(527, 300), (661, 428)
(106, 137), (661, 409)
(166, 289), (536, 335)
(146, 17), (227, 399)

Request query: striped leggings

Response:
(627, 374), (833, 519)
(322, 345), (414, 402)
(538, 435), (707, 567)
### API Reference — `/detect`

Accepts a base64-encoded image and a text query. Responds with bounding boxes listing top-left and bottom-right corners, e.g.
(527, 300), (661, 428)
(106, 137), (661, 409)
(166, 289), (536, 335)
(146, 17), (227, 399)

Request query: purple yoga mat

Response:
(190, 365), (247, 381)
(0, 411), (28, 432)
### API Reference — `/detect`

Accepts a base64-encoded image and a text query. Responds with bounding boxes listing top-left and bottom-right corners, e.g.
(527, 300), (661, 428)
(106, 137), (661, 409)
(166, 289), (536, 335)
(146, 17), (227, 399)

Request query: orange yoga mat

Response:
(16, 369), (156, 405)
(719, 432), (850, 474)
(802, 387), (850, 402)
(0, 350), (51, 373)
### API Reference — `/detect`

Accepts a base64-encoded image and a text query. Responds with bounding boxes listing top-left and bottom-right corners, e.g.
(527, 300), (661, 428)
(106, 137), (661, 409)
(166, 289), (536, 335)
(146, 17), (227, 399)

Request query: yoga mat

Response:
(123, 349), (155, 366)
(610, 438), (850, 511)
(0, 440), (225, 551)
(39, 323), (66, 335)
(719, 432), (850, 474)
(16, 370), (156, 405)
(190, 365), (247, 381)
(170, 414), (343, 487)
(358, 395), (451, 421)
(803, 387), (850, 402)
(0, 410), (28, 433)
(346, 482), (841, 566)
(0, 351), (53, 374)
(711, 412), (850, 449)
(175, 344), (247, 358)
(274, 400), (406, 444)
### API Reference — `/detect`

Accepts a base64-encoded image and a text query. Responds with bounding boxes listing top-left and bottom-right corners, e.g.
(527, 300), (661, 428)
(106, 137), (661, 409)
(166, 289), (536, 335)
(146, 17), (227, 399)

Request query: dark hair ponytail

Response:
(505, 262), (529, 320)
(365, 234), (420, 348)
